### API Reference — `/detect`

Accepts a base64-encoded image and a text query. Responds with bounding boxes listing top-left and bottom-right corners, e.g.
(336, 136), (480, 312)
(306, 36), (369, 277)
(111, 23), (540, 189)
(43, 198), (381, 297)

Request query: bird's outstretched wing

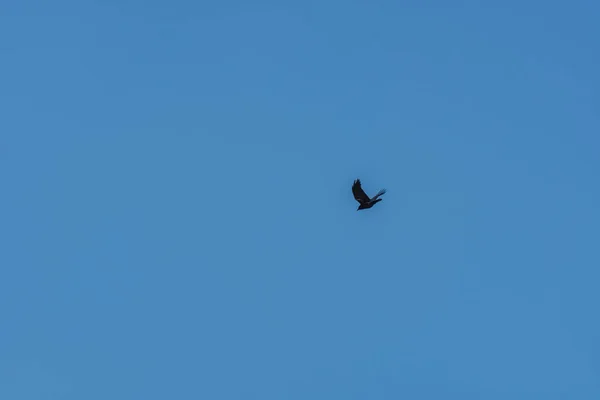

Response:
(372, 188), (386, 200)
(352, 179), (371, 204)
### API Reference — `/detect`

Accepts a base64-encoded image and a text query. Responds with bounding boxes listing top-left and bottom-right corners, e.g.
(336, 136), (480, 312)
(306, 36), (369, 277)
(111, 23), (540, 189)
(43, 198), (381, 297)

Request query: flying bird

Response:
(352, 179), (387, 210)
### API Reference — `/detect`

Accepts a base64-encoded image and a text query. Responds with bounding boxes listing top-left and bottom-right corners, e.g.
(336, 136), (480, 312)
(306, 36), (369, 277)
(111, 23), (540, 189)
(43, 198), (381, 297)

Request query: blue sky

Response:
(2, 0), (599, 398)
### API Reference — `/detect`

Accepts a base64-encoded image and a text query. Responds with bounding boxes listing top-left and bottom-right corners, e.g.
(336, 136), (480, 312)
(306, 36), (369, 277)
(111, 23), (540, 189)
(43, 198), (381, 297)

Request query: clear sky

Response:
(2, 1), (599, 398)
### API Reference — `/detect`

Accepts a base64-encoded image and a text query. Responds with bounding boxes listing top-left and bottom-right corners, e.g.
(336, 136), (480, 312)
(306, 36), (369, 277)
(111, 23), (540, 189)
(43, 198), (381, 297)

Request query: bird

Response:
(352, 179), (387, 211)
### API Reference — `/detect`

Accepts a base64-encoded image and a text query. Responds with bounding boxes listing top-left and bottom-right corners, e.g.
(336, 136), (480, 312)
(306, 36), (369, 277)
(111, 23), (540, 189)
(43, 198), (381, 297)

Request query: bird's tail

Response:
(373, 188), (386, 199)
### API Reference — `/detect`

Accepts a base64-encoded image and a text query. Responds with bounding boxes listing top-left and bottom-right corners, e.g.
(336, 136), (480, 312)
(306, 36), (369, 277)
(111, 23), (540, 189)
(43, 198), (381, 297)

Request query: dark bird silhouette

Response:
(352, 179), (386, 210)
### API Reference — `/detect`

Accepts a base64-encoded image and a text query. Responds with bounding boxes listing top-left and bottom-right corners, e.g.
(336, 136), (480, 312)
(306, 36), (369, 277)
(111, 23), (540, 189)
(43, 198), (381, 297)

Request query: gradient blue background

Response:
(2, 1), (599, 398)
